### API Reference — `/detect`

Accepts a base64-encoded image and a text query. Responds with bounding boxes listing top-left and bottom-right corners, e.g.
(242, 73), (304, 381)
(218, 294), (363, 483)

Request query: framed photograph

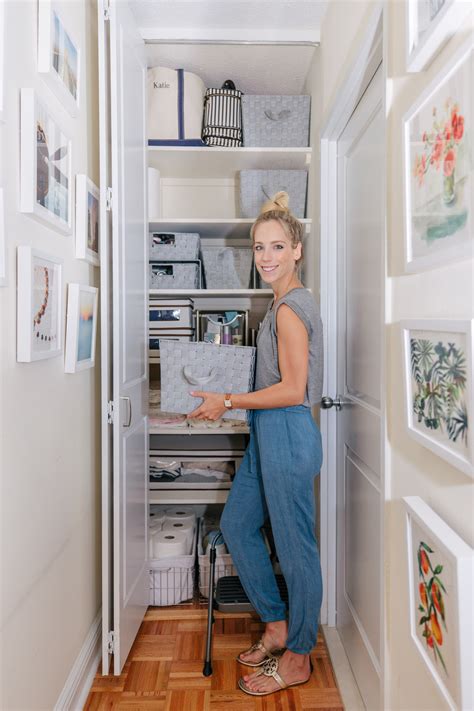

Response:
(20, 88), (72, 235)
(17, 246), (63, 362)
(406, 0), (472, 73)
(403, 42), (473, 272)
(37, 0), (80, 117)
(75, 175), (100, 266)
(402, 319), (473, 477)
(403, 496), (473, 709)
(0, 189), (6, 286)
(64, 284), (98, 373)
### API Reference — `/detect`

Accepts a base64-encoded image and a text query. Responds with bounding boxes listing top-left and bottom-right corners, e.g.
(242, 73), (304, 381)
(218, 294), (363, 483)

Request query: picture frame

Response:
(75, 175), (100, 266)
(64, 284), (98, 373)
(403, 496), (473, 710)
(403, 41), (473, 272)
(17, 246), (63, 362)
(20, 88), (72, 235)
(37, 0), (80, 117)
(0, 189), (6, 286)
(402, 319), (473, 477)
(406, 0), (472, 73)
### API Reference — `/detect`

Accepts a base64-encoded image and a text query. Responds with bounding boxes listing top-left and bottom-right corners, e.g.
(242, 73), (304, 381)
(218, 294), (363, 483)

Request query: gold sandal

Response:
(238, 656), (313, 696)
(237, 639), (286, 667)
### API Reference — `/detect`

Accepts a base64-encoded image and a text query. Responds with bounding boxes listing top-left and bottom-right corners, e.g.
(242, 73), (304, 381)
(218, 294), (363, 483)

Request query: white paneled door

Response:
(335, 65), (384, 709)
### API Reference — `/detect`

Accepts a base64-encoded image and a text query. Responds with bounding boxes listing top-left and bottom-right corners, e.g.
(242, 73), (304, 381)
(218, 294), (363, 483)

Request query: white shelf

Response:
(148, 146), (312, 178)
(149, 424), (249, 435)
(148, 489), (229, 505)
(149, 218), (312, 238)
(149, 288), (272, 298)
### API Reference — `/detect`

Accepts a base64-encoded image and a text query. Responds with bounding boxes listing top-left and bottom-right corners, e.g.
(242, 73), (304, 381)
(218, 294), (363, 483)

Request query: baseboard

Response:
(54, 608), (102, 711)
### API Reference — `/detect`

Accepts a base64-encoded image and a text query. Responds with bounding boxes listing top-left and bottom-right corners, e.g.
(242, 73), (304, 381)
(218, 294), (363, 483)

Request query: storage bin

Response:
(201, 246), (253, 289)
(149, 261), (201, 289)
(149, 329), (194, 350)
(195, 309), (249, 345)
(149, 299), (194, 329)
(147, 67), (205, 146)
(149, 524), (198, 606)
(159, 339), (256, 421)
(202, 81), (243, 147)
(239, 170), (308, 218)
(198, 520), (237, 598)
(149, 232), (200, 261)
(242, 95), (310, 147)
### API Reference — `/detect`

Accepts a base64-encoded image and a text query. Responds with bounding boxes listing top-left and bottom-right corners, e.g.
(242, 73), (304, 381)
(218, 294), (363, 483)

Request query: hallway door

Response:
(335, 65), (384, 709)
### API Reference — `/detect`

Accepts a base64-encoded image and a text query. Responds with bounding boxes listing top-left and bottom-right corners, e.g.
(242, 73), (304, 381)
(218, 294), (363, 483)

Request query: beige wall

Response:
(0, 1), (101, 709)
(320, 1), (474, 709)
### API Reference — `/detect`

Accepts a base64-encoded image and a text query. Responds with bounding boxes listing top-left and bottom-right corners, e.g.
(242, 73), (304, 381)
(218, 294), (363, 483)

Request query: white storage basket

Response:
(239, 170), (308, 218)
(149, 262), (201, 289)
(242, 95), (310, 147)
(201, 246), (253, 289)
(147, 67), (205, 146)
(149, 524), (197, 606)
(149, 232), (200, 261)
(198, 520), (237, 598)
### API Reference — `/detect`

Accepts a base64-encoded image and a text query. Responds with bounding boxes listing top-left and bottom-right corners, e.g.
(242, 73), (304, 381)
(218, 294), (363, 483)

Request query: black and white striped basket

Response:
(202, 80), (243, 148)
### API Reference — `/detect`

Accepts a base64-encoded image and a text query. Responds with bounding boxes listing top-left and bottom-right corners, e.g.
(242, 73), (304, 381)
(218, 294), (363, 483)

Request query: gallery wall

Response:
(0, 1), (101, 709)
(320, 1), (473, 709)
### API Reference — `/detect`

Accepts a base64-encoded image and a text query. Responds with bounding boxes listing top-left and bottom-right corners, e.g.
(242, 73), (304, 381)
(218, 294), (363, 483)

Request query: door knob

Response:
(321, 396), (343, 411)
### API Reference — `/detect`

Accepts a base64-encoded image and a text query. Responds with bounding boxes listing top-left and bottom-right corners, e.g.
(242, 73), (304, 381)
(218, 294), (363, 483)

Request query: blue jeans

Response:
(220, 405), (323, 655)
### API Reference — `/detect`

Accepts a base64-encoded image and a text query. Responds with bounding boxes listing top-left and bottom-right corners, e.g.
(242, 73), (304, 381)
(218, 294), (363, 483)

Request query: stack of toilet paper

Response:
(149, 507), (196, 559)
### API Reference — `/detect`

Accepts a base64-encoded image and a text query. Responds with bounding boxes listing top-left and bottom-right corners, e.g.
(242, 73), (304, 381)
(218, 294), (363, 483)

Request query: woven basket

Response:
(242, 95), (310, 147)
(149, 232), (200, 261)
(149, 262), (200, 289)
(159, 340), (256, 421)
(201, 246), (253, 289)
(239, 169), (307, 218)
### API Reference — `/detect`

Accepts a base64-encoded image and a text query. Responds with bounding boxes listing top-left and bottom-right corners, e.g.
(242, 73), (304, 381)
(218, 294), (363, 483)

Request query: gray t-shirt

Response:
(254, 287), (324, 407)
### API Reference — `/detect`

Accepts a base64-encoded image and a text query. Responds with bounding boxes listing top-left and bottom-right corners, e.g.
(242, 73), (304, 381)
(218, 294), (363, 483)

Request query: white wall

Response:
(320, 1), (474, 709)
(0, 2), (101, 709)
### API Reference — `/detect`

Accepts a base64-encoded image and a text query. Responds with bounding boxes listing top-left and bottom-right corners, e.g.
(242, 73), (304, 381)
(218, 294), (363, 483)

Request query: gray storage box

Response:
(149, 232), (200, 261)
(149, 261), (201, 289)
(242, 95), (310, 147)
(201, 247), (253, 289)
(149, 299), (194, 329)
(239, 169), (307, 218)
(159, 339), (256, 421)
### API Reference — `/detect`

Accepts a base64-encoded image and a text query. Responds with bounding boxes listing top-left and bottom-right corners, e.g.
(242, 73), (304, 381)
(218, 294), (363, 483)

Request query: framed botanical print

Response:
(404, 496), (473, 709)
(20, 88), (72, 235)
(17, 246), (63, 362)
(64, 284), (98, 373)
(402, 319), (473, 477)
(37, 0), (80, 117)
(75, 175), (100, 266)
(403, 41), (473, 272)
(406, 0), (472, 73)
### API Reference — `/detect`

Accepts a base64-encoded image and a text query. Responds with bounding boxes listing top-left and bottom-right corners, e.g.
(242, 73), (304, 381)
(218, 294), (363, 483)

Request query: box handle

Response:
(264, 109), (291, 122)
(183, 366), (217, 385)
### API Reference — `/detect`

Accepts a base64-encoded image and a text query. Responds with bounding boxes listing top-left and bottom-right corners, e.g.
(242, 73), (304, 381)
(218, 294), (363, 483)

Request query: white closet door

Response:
(107, 0), (148, 675)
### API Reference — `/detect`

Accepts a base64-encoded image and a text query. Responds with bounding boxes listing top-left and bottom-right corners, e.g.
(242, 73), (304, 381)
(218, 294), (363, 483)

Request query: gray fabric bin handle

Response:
(183, 366), (218, 385)
(261, 186), (288, 200)
(264, 109), (292, 121)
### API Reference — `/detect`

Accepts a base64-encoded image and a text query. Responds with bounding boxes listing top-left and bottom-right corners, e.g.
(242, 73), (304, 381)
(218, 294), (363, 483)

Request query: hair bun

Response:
(260, 191), (290, 215)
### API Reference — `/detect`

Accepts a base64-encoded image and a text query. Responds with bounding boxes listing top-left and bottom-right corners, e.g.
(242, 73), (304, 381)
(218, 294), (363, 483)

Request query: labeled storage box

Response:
(149, 261), (201, 289)
(201, 246), (253, 289)
(159, 339), (256, 421)
(239, 170), (308, 218)
(242, 95), (310, 147)
(147, 67), (205, 146)
(149, 299), (194, 329)
(149, 524), (198, 606)
(198, 520), (237, 598)
(149, 232), (200, 261)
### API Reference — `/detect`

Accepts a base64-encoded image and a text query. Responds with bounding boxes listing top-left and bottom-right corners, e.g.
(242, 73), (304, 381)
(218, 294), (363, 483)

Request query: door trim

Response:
(319, 2), (389, 708)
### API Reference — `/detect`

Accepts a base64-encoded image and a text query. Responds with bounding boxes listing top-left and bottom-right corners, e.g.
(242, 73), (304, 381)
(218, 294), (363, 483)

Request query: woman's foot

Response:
(241, 649), (311, 693)
(238, 620), (288, 666)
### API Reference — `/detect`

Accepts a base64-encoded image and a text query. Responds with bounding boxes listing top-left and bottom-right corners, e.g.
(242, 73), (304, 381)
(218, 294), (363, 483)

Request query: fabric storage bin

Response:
(239, 170), (308, 218)
(149, 232), (200, 261)
(202, 80), (243, 147)
(147, 67), (205, 146)
(149, 261), (201, 289)
(149, 299), (194, 329)
(242, 95), (310, 147)
(159, 339), (256, 421)
(198, 520), (237, 598)
(149, 524), (198, 606)
(201, 246), (253, 289)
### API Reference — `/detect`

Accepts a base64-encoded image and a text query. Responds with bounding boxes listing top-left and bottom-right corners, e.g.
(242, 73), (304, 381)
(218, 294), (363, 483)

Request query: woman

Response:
(188, 192), (324, 697)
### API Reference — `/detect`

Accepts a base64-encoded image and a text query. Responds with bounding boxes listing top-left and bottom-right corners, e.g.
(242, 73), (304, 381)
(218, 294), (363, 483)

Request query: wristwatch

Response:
(224, 393), (233, 409)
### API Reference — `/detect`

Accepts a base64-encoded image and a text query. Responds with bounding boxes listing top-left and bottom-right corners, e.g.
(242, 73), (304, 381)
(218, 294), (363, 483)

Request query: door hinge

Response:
(107, 631), (115, 654)
(107, 400), (114, 424)
(106, 187), (113, 211)
(103, 0), (111, 21)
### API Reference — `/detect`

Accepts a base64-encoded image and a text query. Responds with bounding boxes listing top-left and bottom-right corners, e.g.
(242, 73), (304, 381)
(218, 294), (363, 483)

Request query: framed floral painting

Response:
(64, 284), (98, 373)
(20, 88), (72, 235)
(17, 246), (63, 362)
(406, 0), (473, 72)
(402, 319), (473, 477)
(403, 41), (473, 272)
(404, 496), (473, 709)
(75, 175), (100, 266)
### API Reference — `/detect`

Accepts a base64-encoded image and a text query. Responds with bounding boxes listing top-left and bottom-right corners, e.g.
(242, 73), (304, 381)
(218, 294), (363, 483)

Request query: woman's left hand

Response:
(188, 391), (227, 421)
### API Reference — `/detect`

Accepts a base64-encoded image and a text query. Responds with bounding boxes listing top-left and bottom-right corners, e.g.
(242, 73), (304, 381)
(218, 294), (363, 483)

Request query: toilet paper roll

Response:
(152, 529), (188, 559)
(150, 510), (166, 527)
(163, 519), (194, 548)
(164, 507), (196, 527)
(204, 529), (227, 556)
(148, 167), (161, 218)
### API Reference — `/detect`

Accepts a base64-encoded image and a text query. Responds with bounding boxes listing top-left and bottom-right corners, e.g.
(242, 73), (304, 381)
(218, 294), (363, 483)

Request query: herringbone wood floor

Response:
(84, 605), (344, 710)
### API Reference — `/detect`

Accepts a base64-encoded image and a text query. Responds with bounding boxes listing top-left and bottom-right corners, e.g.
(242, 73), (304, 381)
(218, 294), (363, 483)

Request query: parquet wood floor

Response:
(84, 605), (344, 710)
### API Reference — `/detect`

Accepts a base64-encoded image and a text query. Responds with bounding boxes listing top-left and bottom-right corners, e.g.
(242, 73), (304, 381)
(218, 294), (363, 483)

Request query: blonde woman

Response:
(188, 192), (323, 697)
